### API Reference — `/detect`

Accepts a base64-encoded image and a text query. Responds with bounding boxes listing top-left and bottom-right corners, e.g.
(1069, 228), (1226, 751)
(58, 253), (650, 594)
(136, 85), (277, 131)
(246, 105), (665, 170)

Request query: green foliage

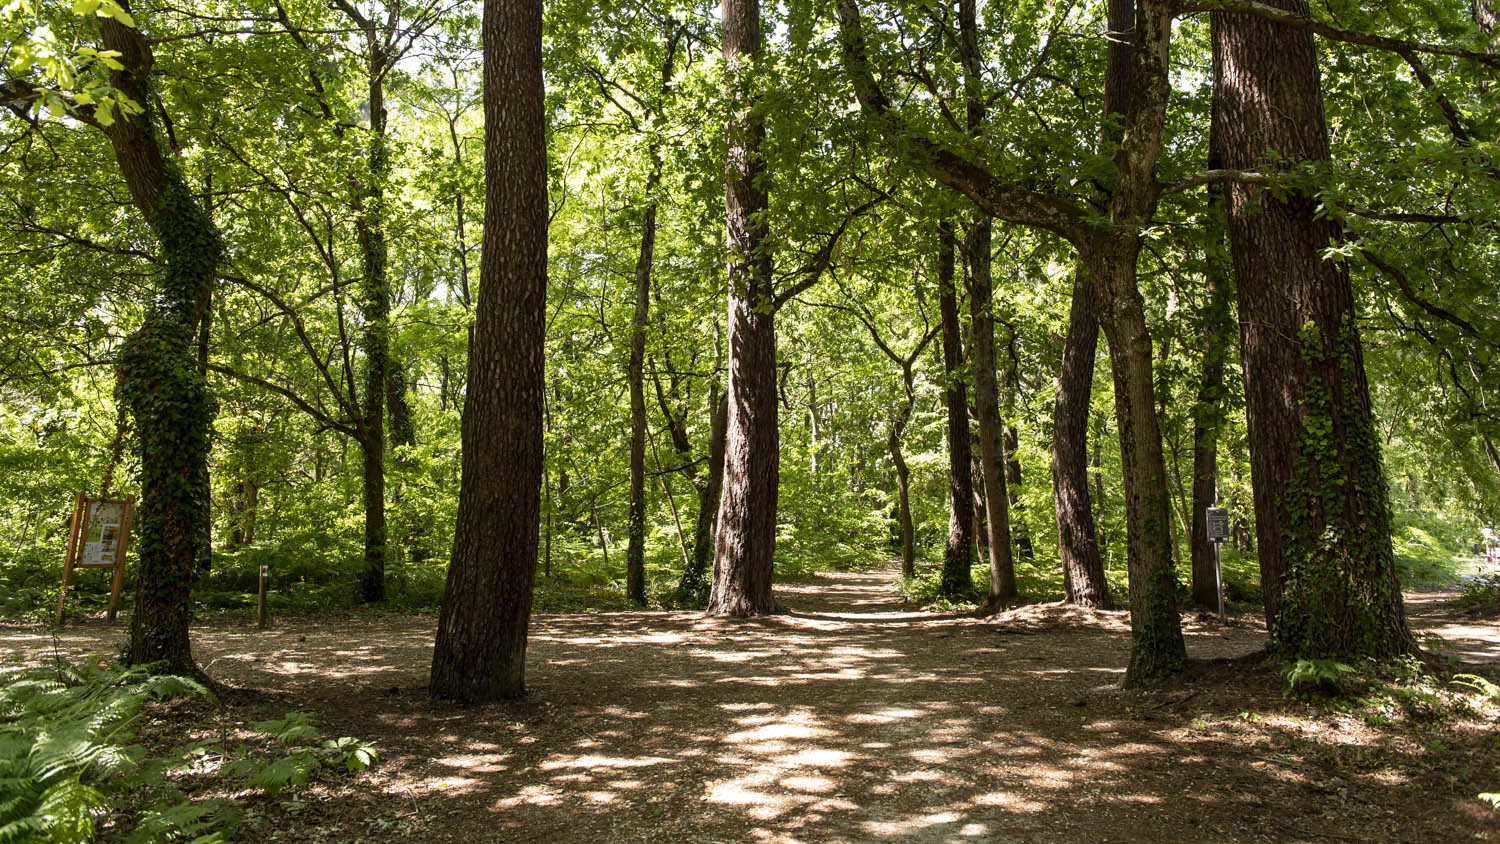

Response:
(1282, 658), (1357, 698)
(1458, 575), (1500, 616)
(0, 658), (215, 843)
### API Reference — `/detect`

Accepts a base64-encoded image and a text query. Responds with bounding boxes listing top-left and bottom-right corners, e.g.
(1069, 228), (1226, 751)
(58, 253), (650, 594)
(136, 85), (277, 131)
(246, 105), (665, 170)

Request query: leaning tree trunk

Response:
(1213, 0), (1414, 659)
(707, 0), (778, 617)
(999, 325), (1034, 562)
(938, 223), (975, 601)
(98, 14), (220, 677)
(429, 0), (547, 702)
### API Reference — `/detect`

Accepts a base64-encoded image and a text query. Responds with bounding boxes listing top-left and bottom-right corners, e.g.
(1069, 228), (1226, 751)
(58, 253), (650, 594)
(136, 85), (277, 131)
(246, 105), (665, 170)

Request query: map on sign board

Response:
(1206, 507), (1229, 543)
(79, 500), (126, 567)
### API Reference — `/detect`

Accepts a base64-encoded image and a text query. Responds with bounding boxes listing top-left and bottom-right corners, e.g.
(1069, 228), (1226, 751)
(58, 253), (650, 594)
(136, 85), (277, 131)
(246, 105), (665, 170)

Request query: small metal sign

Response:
(1206, 507), (1230, 543)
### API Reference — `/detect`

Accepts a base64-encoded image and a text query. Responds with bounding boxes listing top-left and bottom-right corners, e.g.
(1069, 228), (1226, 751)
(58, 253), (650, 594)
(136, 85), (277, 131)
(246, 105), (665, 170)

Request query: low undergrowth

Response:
(0, 657), (375, 843)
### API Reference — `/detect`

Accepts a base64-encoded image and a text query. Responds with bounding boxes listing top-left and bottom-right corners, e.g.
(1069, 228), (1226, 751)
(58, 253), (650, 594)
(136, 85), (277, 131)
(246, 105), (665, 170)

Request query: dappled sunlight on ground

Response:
(3, 566), (1498, 841)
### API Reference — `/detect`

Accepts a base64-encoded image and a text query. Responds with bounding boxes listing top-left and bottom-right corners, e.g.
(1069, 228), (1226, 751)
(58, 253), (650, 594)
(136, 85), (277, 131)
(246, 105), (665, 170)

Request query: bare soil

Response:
(4, 568), (1499, 843)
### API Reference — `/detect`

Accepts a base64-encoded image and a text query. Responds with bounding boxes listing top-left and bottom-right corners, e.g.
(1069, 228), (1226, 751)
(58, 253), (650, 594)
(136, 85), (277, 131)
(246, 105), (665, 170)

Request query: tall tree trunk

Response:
(95, 14), (220, 677)
(430, 0), (547, 702)
(1213, 1), (1414, 659)
(1054, 271), (1111, 608)
(956, 0), (1016, 607)
(355, 27), (390, 604)
(708, 0), (778, 617)
(1189, 117), (1234, 610)
(626, 182), (658, 608)
(1089, 0), (1186, 685)
(1049, 0), (1141, 611)
(938, 223), (975, 601)
(1091, 241), (1187, 684)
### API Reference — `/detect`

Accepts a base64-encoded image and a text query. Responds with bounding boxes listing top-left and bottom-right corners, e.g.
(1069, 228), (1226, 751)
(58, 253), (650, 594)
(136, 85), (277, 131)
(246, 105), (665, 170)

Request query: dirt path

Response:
(4, 569), (1499, 842)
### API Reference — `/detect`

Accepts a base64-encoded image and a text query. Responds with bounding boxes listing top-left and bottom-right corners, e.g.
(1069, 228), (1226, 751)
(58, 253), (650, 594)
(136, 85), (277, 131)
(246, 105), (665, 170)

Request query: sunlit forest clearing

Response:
(6, 0), (1500, 839)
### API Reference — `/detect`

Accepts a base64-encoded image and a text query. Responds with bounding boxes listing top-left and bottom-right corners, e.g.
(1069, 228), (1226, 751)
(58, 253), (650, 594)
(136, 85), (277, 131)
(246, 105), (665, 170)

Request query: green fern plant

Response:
(0, 660), (206, 843)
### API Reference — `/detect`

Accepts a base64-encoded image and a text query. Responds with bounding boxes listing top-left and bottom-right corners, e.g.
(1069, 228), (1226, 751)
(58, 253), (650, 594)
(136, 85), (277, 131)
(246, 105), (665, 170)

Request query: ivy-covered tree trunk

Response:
(707, 0), (778, 617)
(937, 222), (974, 601)
(1213, 1), (1415, 659)
(429, 0), (546, 702)
(353, 24), (390, 605)
(100, 16), (220, 677)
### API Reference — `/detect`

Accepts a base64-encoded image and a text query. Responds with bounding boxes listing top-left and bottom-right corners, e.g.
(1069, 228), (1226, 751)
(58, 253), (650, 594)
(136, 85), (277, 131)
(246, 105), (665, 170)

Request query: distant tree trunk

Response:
(971, 447), (989, 562)
(999, 325), (1033, 562)
(967, 224), (1017, 608)
(679, 387), (728, 602)
(938, 223), (974, 601)
(1053, 272), (1111, 608)
(1189, 116), (1234, 610)
(1213, 0), (1414, 659)
(707, 0), (778, 617)
(626, 183), (658, 608)
(98, 15), (220, 677)
(430, 0), (546, 702)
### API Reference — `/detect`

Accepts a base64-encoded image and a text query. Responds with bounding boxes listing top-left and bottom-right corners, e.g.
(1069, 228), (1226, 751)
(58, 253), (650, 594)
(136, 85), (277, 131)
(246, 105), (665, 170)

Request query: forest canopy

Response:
(1, 0), (1498, 689)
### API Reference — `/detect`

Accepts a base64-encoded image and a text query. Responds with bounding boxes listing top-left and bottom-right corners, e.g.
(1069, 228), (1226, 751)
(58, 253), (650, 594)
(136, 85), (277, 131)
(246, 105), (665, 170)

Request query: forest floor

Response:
(4, 567), (1500, 843)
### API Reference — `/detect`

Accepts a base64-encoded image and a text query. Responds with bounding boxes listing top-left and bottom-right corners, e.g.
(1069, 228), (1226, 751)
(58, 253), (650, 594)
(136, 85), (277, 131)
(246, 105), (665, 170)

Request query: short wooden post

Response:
(257, 564), (269, 630)
(106, 496), (135, 623)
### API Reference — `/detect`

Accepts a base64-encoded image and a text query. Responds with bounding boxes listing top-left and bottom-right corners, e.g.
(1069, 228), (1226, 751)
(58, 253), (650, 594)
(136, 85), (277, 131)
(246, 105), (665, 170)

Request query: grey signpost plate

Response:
(1206, 507), (1229, 543)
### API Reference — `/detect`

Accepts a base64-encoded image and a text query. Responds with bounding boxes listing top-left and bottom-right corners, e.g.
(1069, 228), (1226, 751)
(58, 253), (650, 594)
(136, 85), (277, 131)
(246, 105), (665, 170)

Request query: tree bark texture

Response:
(708, 0), (778, 617)
(938, 223), (975, 601)
(1213, 1), (1414, 659)
(100, 14), (219, 677)
(1052, 271), (1111, 608)
(1092, 0), (1186, 684)
(429, 0), (547, 701)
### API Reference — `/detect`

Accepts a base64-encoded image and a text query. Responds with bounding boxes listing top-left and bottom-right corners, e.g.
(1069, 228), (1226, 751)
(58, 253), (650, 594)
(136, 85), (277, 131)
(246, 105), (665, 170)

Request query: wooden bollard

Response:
(257, 564), (268, 630)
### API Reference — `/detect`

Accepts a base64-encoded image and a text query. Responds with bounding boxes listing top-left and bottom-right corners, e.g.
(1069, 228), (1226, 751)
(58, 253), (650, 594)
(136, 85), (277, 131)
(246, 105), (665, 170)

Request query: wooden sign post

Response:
(56, 494), (135, 624)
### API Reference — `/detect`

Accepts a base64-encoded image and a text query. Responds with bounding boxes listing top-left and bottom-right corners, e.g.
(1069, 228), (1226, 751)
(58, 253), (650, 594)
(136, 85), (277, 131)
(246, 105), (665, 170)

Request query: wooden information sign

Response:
(57, 493), (135, 624)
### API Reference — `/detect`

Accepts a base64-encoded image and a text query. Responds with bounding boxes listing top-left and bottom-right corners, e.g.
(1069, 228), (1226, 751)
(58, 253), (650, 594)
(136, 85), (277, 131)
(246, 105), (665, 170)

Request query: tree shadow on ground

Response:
(3, 567), (1497, 842)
